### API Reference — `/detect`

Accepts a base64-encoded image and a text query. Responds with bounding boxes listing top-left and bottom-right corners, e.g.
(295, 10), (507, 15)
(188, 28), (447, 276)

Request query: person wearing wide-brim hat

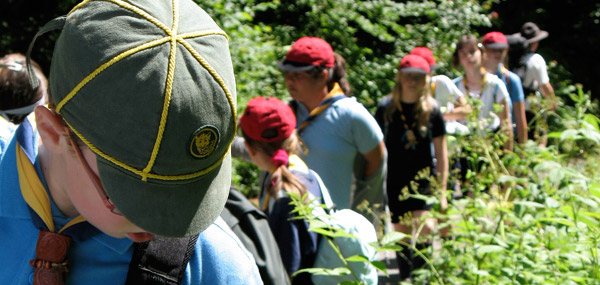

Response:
(511, 22), (556, 146)
(511, 22), (555, 103)
(0, 0), (262, 284)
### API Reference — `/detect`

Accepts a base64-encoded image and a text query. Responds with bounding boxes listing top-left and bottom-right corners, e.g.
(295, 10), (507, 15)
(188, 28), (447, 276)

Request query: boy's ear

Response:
(321, 69), (330, 84)
(35, 106), (69, 154)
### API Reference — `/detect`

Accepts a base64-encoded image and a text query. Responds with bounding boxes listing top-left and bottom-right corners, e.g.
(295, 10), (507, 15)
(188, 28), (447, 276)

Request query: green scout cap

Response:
(48, 0), (236, 237)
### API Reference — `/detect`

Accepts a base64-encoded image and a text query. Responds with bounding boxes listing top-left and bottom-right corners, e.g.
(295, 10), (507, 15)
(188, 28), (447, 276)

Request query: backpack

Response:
(308, 170), (379, 285)
(126, 235), (198, 285)
(220, 187), (290, 285)
(126, 187), (289, 285)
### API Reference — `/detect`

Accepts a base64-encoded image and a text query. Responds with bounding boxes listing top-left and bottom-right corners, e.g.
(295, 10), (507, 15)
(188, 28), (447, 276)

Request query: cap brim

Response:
(99, 153), (231, 238)
(400, 67), (428, 74)
(278, 60), (316, 72)
(484, 43), (508, 49)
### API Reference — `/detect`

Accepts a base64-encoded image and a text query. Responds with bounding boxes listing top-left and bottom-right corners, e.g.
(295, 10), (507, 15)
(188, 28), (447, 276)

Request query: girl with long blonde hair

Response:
(375, 54), (448, 280)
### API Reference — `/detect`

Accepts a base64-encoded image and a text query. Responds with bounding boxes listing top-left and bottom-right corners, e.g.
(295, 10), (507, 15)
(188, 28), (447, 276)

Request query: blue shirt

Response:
(293, 97), (383, 209)
(495, 64), (525, 123)
(0, 125), (263, 284)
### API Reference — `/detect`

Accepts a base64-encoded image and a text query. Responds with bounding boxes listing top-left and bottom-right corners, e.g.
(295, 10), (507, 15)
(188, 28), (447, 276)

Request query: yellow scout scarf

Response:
(15, 120), (96, 285)
(297, 82), (347, 134)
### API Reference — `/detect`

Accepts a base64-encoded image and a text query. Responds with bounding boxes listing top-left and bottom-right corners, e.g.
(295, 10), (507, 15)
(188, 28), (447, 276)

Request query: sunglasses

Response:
(65, 126), (122, 215)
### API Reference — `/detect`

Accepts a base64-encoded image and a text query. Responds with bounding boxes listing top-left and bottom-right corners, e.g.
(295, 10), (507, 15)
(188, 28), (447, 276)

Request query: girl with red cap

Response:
(239, 96), (322, 284)
(375, 54), (448, 280)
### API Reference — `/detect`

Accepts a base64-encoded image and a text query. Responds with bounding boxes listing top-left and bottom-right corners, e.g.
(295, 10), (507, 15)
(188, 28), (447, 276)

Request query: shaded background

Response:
(490, 0), (600, 100)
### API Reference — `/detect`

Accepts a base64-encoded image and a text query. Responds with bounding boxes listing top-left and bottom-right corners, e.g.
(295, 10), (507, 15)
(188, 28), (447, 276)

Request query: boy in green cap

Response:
(0, 0), (262, 284)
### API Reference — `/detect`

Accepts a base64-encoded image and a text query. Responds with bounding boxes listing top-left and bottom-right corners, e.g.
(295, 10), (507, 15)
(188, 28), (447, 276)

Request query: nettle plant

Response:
(290, 85), (600, 284)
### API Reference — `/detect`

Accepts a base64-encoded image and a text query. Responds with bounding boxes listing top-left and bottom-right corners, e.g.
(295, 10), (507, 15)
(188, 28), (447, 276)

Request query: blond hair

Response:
(384, 73), (436, 135)
(242, 130), (309, 201)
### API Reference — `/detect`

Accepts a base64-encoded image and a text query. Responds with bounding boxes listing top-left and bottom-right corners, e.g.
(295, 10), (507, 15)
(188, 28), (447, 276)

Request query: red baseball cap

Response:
(399, 54), (430, 74)
(409, 47), (436, 69)
(482, 32), (508, 49)
(240, 97), (296, 143)
(278, 37), (335, 71)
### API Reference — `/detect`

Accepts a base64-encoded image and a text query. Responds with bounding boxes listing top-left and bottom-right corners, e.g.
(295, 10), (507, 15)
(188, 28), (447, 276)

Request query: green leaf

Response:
(539, 217), (576, 228)
(584, 114), (600, 130)
(370, 261), (388, 275)
(513, 201), (545, 209)
(476, 245), (505, 257)
(293, 267), (351, 277)
(345, 255), (369, 262)
(380, 231), (410, 246)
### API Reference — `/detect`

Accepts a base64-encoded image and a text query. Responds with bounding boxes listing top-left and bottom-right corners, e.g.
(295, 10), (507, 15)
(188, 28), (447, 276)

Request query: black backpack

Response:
(125, 186), (289, 285)
(220, 187), (291, 285)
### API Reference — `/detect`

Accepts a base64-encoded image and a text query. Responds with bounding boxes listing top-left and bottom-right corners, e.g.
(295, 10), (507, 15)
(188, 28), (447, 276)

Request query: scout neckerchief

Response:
(261, 154), (307, 211)
(297, 82), (347, 135)
(496, 64), (511, 91)
(462, 71), (488, 99)
(394, 100), (419, 150)
(15, 119), (99, 285)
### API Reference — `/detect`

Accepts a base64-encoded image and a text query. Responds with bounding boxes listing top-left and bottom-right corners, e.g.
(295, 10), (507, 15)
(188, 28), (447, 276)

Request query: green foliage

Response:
(198, 0), (494, 195)
(286, 83), (600, 284)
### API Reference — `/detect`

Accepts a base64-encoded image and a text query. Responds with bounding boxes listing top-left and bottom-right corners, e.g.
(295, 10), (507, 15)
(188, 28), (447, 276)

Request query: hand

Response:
(440, 195), (448, 214)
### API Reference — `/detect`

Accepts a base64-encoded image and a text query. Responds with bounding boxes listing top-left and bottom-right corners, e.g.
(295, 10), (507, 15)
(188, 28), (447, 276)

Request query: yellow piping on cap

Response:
(70, 0), (174, 36)
(178, 37), (237, 139)
(59, 0), (234, 182)
(140, 0), (180, 181)
(55, 36), (171, 113)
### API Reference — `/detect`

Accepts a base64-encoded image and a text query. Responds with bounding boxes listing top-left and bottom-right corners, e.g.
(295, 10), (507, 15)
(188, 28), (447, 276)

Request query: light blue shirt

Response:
(0, 126), (262, 285)
(293, 97), (383, 209)
(495, 64), (526, 128)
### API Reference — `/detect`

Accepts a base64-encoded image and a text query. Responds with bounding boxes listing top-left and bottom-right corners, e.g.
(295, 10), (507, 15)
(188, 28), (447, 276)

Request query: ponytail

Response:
(242, 131), (309, 202)
(328, 53), (351, 95)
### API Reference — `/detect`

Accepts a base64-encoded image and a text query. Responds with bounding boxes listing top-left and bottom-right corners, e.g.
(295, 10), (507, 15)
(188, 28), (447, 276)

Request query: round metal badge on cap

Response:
(189, 126), (220, 159)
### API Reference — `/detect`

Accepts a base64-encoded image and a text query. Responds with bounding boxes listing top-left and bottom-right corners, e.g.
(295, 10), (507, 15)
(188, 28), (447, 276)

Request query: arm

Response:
(540, 82), (557, 110)
(499, 99), (514, 151)
(513, 100), (528, 144)
(443, 96), (471, 121)
(362, 141), (385, 178)
(433, 135), (448, 211)
(540, 82), (554, 98)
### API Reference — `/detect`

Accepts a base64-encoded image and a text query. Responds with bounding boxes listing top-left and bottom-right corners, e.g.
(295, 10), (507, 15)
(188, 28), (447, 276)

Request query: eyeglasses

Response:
(65, 126), (122, 215)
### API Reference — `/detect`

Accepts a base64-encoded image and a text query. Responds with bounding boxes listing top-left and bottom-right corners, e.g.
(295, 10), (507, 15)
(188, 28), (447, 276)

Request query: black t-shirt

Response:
(375, 99), (445, 194)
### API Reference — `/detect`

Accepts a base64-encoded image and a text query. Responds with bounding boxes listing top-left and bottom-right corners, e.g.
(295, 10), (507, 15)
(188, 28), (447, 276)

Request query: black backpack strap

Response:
(126, 235), (199, 285)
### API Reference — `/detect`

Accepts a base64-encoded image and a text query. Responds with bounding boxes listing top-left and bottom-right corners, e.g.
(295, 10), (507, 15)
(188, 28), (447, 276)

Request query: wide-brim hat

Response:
(513, 22), (548, 44)
(46, 0), (236, 237)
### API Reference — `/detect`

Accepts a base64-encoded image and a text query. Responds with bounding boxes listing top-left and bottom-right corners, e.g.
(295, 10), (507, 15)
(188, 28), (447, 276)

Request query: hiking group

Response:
(0, 0), (554, 283)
